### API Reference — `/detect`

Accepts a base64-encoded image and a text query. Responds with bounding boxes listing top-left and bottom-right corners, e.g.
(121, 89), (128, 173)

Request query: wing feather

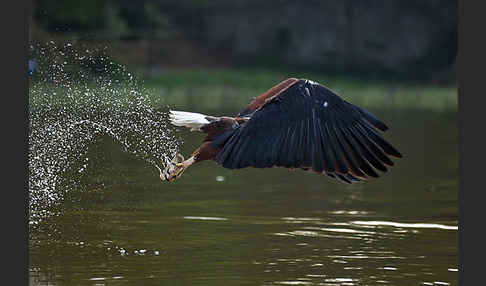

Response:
(229, 134), (250, 168)
(283, 123), (300, 168)
(303, 117), (313, 167)
(317, 120), (335, 173)
(355, 105), (389, 131)
(357, 119), (402, 158)
(294, 120), (306, 167)
(324, 121), (349, 174)
(311, 112), (325, 173)
(351, 123), (394, 166)
(343, 124), (388, 173)
(331, 122), (367, 178)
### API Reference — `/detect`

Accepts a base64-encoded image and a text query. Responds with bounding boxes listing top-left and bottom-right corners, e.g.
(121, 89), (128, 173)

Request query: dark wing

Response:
(215, 79), (402, 184)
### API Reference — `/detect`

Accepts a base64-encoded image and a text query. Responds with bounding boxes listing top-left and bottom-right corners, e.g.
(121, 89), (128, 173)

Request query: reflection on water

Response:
(256, 215), (456, 285)
(183, 216), (229, 221)
(28, 44), (458, 286)
(350, 220), (458, 230)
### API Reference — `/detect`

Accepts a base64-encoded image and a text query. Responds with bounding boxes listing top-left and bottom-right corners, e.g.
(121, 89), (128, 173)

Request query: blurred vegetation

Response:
(30, 68), (457, 114)
(30, 0), (457, 85)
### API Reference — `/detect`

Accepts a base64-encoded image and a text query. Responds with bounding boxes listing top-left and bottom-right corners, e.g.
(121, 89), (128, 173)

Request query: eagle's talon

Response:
(160, 153), (191, 182)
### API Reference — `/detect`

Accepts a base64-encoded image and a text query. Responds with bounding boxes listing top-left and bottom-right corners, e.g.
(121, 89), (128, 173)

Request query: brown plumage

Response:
(161, 78), (402, 184)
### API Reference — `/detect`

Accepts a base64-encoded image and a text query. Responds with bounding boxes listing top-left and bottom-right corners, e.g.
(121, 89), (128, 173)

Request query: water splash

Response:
(28, 41), (180, 226)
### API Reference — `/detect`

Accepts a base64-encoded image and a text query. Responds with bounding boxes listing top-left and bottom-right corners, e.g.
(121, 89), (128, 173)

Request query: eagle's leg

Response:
(160, 153), (196, 182)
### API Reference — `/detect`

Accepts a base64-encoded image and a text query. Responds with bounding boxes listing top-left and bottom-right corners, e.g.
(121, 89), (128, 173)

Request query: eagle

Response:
(159, 78), (402, 184)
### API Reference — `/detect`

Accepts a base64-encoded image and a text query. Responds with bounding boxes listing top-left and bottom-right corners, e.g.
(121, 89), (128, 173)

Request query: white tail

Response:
(169, 110), (211, 131)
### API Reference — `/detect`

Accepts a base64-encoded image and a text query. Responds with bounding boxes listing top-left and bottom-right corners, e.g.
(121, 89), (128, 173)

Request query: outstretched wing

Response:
(216, 79), (402, 183)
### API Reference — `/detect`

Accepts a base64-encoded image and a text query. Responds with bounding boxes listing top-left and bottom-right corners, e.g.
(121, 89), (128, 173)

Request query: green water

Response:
(29, 84), (458, 286)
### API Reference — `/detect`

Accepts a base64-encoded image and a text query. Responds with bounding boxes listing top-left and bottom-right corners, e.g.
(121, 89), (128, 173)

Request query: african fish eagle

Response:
(160, 78), (402, 184)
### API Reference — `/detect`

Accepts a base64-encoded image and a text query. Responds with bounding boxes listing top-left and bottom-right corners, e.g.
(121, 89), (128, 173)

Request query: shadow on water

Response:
(29, 43), (458, 286)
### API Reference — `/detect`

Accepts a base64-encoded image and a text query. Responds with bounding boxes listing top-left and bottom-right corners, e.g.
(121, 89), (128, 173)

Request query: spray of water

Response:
(28, 41), (180, 226)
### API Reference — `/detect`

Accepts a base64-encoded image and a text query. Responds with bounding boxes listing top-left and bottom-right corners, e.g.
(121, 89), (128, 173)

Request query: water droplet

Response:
(28, 41), (181, 226)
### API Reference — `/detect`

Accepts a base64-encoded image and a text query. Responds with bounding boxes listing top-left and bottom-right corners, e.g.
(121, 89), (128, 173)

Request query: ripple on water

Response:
(350, 221), (458, 231)
(265, 215), (456, 286)
(182, 216), (228, 221)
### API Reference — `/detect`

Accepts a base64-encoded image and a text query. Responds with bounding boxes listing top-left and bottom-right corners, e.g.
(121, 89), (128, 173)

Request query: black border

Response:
(458, 1), (484, 285)
(5, 0), (29, 285)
